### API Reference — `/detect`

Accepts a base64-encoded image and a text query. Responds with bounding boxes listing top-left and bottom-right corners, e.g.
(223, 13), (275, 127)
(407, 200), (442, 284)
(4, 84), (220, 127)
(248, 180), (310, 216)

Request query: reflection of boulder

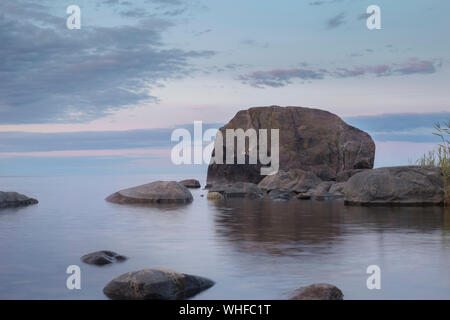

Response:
(345, 166), (444, 206)
(291, 283), (343, 300)
(207, 106), (375, 186)
(103, 269), (214, 300)
(106, 181), (193, 204)
(0, 191), (38, 209)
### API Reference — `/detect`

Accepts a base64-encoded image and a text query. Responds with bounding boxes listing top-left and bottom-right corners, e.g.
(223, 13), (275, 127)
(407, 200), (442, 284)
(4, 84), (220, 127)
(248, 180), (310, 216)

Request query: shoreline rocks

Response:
(209, 182), (263, 199)
(290, 283), (344, 300)
(103, 269), (215, 300)
(179, 179), (201, 189)
(0, 191), (38, 209)
(344, 166), (444, 206)
(81, 251), (127, 266)
(106, 181), (193, 204)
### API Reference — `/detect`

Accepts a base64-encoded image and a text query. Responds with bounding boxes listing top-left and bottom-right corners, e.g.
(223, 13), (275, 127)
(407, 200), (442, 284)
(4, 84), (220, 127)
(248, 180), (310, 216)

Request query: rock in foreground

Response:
(106, 181), (193, 204)
(103, 269), (215, 300)
(207, 106), (375, 186)
(179, 179), (201, 188)
(0, 191), (38, 209)
(209, 182), (263, 199)
(291, 283), (344, 300)
(344, 166), (444, 206)
(81, 251), (127, 266)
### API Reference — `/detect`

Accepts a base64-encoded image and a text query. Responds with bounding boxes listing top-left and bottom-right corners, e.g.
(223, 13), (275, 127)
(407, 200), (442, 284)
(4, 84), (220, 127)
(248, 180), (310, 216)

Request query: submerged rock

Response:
(206, 106), (375, 186)
(209, 182), (263, 199)
(344, 166), (444, 206)
(0, 191), (38, 209)
(103, 268), (215, 300)
(268, 189), (295, 201)
(179, 179), (201, 189)
(291, 283), (344, 300)
(81, 251), (127, 266)
(106, 181), (193, 204)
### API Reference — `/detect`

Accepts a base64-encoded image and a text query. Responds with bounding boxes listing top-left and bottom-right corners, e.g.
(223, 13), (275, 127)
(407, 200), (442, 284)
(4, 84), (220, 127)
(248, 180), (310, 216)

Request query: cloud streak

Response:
(240, 58), (443, 88)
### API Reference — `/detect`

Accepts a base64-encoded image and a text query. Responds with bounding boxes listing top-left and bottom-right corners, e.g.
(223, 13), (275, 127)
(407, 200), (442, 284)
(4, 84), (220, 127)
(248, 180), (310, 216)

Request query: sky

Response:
(0, 0), (449, 175)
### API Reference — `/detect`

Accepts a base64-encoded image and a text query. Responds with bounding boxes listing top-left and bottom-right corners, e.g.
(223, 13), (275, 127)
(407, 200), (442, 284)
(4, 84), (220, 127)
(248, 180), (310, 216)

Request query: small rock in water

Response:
(207, 192), (224, 200)
(209, 182), (263, 199)
(103, 268), (215, 300)
(0, 191), (38, 209)
(81, 251), (127, 266)
(268, 189), (295, 201)
(179, 179), (201, 189)
(290, 283), (344, 300)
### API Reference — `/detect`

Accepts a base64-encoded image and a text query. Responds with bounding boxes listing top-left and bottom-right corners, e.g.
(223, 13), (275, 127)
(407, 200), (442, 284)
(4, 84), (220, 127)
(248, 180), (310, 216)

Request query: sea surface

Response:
(0, 174), (449, 300)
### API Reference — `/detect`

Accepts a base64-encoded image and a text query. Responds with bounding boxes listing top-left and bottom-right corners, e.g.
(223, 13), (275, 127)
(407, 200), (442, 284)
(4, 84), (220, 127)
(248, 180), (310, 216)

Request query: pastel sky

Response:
(0, 0), (449, 175)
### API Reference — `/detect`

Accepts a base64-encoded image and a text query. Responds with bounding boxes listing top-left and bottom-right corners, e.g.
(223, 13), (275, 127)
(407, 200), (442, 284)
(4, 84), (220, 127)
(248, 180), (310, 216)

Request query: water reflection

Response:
(212, 198), (450, 256)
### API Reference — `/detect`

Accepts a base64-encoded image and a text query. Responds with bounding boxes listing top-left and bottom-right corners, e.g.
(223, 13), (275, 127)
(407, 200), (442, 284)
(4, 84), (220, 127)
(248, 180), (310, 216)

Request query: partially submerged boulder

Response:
(207, 192), (224, 200)
(106, 181), (193, 204)
(291, 283), (344, 300)
(103, 269), (215, 300)
(209, 182), (263, 199)
(258, 169), (322, 194)
(207, 106), (375, 186)
(344, 166), (444, 206)
(179, 179), (201, 189)
(268, 189), (295, 201)
(81, 251), (127, 266)
(0, 191), (38, 209)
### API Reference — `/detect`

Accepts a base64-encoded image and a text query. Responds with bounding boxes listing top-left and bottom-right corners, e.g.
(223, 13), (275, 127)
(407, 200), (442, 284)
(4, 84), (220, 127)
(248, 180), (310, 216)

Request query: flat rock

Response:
(344, 166), (444, 206)
(81, 251), (127, 266)
(103, 268), (215, 300)
(0, 191), (38, 209)
(207, 106), (375, 185)
(178, 179), (201, 188)
(291, 283), (344, 300)
(106, 181), (193, 204)
(209, 182), (263, 199)
(258, 169), (322, 194)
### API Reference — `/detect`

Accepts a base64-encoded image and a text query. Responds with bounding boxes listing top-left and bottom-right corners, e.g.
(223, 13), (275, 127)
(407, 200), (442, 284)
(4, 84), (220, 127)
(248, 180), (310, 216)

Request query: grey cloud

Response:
(327, 12), (346, 29)
(240, 59), (442, 88)
(0, 0), (214, 124)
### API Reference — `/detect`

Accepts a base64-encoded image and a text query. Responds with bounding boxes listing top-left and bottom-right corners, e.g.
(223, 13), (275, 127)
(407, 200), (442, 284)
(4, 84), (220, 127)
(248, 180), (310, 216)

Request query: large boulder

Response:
(344, 166), (444, 206)
(209, 182), (263, 199)
(106, 181), (193, 204)
(81, 251), (127, 266)
(0, 191), (38, 209)
(207, 106), (375, 186)
(291, 283), (344, 300)
(103, 269), (214, 300)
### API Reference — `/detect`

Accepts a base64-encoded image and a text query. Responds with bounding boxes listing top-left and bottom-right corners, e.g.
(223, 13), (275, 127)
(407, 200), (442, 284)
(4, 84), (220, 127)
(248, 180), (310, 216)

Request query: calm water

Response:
(0, 174), (449, 300)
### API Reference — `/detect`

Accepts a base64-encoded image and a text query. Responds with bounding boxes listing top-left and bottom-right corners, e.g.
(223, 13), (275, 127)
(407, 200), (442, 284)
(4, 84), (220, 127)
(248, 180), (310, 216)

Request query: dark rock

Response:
(344, 166), (444, 206)
(178, 179), (201, 189)
(207, 106), (375, 186)
(0, 191), (38, 209)
(268, 189), (295, 201)
(103, 268), (215, 300)
(291, 283), (344, 300)
(258, 169), (322, 194)
(209, 182), (263, 199)
(81, 251), (127, 266)
(336, 169), (366, 182)
(106, 181), (193, 204)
